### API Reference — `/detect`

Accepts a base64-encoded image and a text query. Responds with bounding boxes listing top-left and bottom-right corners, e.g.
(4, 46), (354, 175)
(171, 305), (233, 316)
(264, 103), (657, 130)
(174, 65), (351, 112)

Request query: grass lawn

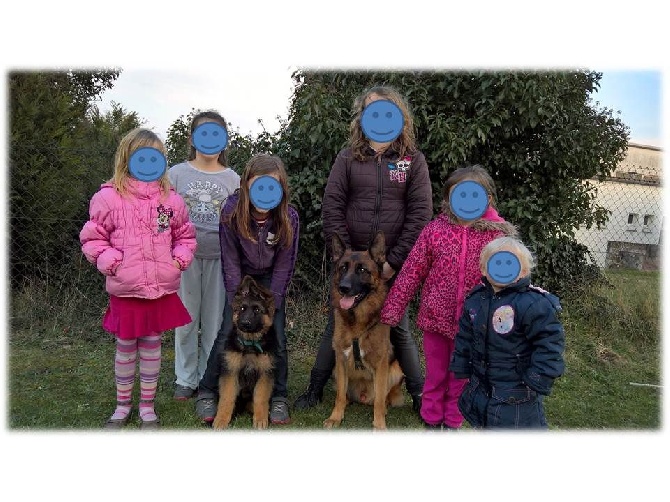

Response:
(7, 268), (661, 431)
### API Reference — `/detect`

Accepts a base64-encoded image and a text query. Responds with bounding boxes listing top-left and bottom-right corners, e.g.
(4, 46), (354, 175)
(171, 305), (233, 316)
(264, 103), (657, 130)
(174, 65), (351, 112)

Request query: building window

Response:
(627, 213), (639, 231)
(643, 214), (654, 233)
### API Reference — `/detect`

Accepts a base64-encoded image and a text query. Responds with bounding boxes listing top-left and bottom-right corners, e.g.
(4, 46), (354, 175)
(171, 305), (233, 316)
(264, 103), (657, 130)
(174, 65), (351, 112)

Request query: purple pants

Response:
(421, 331), (468, 428)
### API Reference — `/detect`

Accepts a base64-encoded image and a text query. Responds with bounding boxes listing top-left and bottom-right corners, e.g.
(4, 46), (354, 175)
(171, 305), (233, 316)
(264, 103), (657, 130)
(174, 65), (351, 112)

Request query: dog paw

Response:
(253, 417), (269, 430)
(323, 418), (342, 429)
(372, 420), (387, 430)
(212, 418), (230, 430)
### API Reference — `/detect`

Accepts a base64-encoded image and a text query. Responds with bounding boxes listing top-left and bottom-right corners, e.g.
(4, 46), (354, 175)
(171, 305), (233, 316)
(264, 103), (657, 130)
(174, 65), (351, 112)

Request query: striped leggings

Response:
(115, 333), (162, 407)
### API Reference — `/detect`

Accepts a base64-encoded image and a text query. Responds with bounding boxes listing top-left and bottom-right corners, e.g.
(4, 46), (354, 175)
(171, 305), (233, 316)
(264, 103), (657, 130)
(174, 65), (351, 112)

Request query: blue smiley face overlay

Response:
(191, 122), (229, 155)
(449, 180), (489, 221)
(360, 99), (404, 143)
(487, 251), (522, 286)
(128, 147), (167, 182)
(249, 176), (283, 211)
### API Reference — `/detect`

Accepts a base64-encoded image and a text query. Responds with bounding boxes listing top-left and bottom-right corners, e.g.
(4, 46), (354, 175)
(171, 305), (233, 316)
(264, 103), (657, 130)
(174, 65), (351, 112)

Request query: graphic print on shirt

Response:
(183, 180), (227, 224)
(492, 305), (515, 335)
(156, 204), (174, 233)
(387, 155), (412, 183)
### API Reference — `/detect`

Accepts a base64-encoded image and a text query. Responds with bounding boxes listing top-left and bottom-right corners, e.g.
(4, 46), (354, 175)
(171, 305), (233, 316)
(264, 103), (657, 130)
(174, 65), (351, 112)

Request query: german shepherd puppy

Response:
(324, 231), (405, 430)
(212, 275), (276, 430)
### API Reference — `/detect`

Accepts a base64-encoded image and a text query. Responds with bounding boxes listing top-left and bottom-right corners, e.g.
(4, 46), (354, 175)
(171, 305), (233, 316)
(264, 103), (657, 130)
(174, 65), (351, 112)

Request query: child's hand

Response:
(173, 259), (182, 270)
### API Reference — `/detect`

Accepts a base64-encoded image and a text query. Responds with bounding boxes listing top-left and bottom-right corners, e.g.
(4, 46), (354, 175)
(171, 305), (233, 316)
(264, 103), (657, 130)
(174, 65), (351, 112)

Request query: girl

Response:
(194, 153), (299, 426)
(294, 85), (432, 413)
(380, 165), (517, 430)
(80, 128), (196, 429)
(168, 110), (240, 400)
(450, 237), (565, 429)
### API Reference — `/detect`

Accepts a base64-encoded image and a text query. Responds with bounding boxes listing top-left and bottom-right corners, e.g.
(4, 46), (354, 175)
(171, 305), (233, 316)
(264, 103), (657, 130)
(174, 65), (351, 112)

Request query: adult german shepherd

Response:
(212, 275), (276, 430)
(324, 231), (405, 430)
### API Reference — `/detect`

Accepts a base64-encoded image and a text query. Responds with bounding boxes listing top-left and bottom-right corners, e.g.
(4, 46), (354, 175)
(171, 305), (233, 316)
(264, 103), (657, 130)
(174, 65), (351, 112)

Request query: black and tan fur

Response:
(213, 275), (276, 430)
(324, 231), (404, 430)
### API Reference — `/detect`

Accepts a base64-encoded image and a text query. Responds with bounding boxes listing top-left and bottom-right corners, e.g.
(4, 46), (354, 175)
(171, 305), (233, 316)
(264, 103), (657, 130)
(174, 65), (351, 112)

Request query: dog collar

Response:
(237, 336), (264, 354)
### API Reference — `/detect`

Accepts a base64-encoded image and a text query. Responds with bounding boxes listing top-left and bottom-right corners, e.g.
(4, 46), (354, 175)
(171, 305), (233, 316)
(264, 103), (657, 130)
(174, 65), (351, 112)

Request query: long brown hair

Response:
(349, 85), (417, 161)
(110, 128), (171, 198)
(188, 110), (229, 166)
(228, 154), (293, 248)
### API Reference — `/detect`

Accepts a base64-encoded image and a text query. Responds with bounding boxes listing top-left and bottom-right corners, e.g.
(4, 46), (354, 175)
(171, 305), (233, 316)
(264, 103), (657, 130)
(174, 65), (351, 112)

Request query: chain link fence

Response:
(574, 143), (662, 271)
(9, 143), (662, 295)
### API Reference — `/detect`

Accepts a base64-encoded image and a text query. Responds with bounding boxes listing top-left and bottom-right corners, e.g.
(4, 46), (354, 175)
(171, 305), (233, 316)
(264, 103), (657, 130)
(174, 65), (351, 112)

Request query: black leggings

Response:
(197, 273), (288, 400)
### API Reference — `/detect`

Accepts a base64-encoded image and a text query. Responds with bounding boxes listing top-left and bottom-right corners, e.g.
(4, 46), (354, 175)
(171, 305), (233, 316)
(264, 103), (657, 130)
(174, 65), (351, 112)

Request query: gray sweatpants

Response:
(174, 257), (226, 389)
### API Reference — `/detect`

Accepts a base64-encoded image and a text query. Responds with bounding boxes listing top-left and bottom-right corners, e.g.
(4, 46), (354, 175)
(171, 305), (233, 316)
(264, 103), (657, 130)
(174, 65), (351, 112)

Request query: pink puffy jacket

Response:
(80, 180), (196, 299)
(380, 207), (517, 339)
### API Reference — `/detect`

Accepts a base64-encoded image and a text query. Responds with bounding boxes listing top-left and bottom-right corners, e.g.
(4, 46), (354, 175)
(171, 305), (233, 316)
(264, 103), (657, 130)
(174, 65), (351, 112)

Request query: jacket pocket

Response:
(458, 375), (487, 428)
(487, 385), (544, 429)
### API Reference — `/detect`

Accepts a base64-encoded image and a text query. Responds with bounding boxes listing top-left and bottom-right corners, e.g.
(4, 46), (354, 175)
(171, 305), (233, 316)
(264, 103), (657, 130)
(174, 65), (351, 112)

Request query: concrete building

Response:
(574, 143), (662, 270)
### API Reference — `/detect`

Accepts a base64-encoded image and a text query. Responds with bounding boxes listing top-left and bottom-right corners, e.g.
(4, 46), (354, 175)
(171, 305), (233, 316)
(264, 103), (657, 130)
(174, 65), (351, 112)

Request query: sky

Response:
(95, 67), (297, 139)
(96, 68), (663, 148)
(1, 1), (668, 500)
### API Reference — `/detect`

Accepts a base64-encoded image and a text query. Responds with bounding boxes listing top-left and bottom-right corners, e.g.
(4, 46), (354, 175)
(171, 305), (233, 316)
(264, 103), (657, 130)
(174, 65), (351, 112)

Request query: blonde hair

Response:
(480, 236), (535, 276)
(110, 128), (171, 198)
(226, 154), (294, 248)
(349, 85), (417, 160)
(442, 164), (498, 215)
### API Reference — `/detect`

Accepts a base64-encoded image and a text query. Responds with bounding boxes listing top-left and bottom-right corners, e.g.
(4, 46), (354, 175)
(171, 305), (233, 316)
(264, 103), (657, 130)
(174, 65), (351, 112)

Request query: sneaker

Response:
(293, 384), (323, 410)
(195, 396), (217, 423)
(174, 384), (196, 401)
(270, 397), (291, 425)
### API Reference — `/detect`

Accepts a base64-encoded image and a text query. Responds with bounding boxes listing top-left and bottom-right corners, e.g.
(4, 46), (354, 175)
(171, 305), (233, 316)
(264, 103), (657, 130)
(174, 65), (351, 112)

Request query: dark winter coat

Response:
(321, 146), (433, 271)
(449, 276), (565, 428)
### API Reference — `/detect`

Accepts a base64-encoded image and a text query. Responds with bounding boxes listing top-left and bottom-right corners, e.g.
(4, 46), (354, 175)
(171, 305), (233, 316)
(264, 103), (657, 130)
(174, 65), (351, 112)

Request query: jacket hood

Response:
(101, 179), (164, 199)
(439, 208), (518, 236)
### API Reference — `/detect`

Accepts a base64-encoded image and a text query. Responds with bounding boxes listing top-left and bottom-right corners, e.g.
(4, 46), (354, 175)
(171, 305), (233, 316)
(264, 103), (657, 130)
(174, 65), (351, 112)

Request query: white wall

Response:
(574, 144), (663, 267)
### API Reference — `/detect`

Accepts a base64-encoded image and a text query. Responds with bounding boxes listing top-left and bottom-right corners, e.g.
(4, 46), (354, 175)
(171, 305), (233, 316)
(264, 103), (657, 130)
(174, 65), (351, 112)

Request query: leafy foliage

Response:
(277, 70), (630, 295)
(9, 70), (141, 286)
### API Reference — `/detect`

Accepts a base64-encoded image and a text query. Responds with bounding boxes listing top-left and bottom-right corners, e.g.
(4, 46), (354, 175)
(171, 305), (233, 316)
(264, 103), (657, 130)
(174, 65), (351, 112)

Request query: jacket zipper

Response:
(372, 156), (383, 236)
(455, 227), (468, 320)
(257, 221), (264, 268)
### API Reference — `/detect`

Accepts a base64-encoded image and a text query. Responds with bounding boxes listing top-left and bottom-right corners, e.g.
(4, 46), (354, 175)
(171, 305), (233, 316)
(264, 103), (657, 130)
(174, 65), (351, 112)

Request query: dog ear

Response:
(331, 234), (346, 262)
(238, 275), (255, 297)
(368, 231), (386, 265)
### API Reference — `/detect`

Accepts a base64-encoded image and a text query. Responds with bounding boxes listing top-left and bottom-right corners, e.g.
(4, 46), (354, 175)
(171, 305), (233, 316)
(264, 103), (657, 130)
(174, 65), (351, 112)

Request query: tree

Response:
(9, 70), (125, 285)
(165, 110), (287, 173)
(279, 70), (629, 294)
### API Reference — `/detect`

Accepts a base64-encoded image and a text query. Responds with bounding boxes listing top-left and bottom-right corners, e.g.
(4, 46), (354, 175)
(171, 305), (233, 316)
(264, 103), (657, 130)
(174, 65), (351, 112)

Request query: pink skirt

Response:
(102, 293), (192, 340)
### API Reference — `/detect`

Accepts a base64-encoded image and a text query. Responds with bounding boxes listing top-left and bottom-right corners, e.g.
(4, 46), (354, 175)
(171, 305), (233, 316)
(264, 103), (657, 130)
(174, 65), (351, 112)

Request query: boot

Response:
(293, 368), (330, 410)
(412, 393), (422, 414)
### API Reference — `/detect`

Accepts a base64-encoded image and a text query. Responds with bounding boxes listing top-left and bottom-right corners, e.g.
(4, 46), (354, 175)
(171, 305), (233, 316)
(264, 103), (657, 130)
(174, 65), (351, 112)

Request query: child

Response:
(294, 85), (432, 413)
(168, 110), (240, 400)
(449, 236), (565, 429)
(80, 128), (196, 429)
(380, 165), (517, 430)
(194, 153), (299, 425)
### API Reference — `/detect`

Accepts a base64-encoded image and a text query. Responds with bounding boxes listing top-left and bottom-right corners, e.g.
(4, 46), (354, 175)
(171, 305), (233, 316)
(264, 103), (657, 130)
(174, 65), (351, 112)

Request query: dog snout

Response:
(338, 282), (352, 296)
(240, 318), (253, 330)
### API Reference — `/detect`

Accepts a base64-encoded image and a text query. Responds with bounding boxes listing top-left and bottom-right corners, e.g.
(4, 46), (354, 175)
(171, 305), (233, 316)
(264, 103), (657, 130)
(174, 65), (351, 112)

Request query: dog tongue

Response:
(340, 296), (355, 310)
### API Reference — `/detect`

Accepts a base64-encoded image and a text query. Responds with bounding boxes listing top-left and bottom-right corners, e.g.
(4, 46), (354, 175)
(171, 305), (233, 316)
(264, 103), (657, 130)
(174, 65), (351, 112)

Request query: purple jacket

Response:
(219, 193), (299, 308)
(80, 180), (196, 299)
